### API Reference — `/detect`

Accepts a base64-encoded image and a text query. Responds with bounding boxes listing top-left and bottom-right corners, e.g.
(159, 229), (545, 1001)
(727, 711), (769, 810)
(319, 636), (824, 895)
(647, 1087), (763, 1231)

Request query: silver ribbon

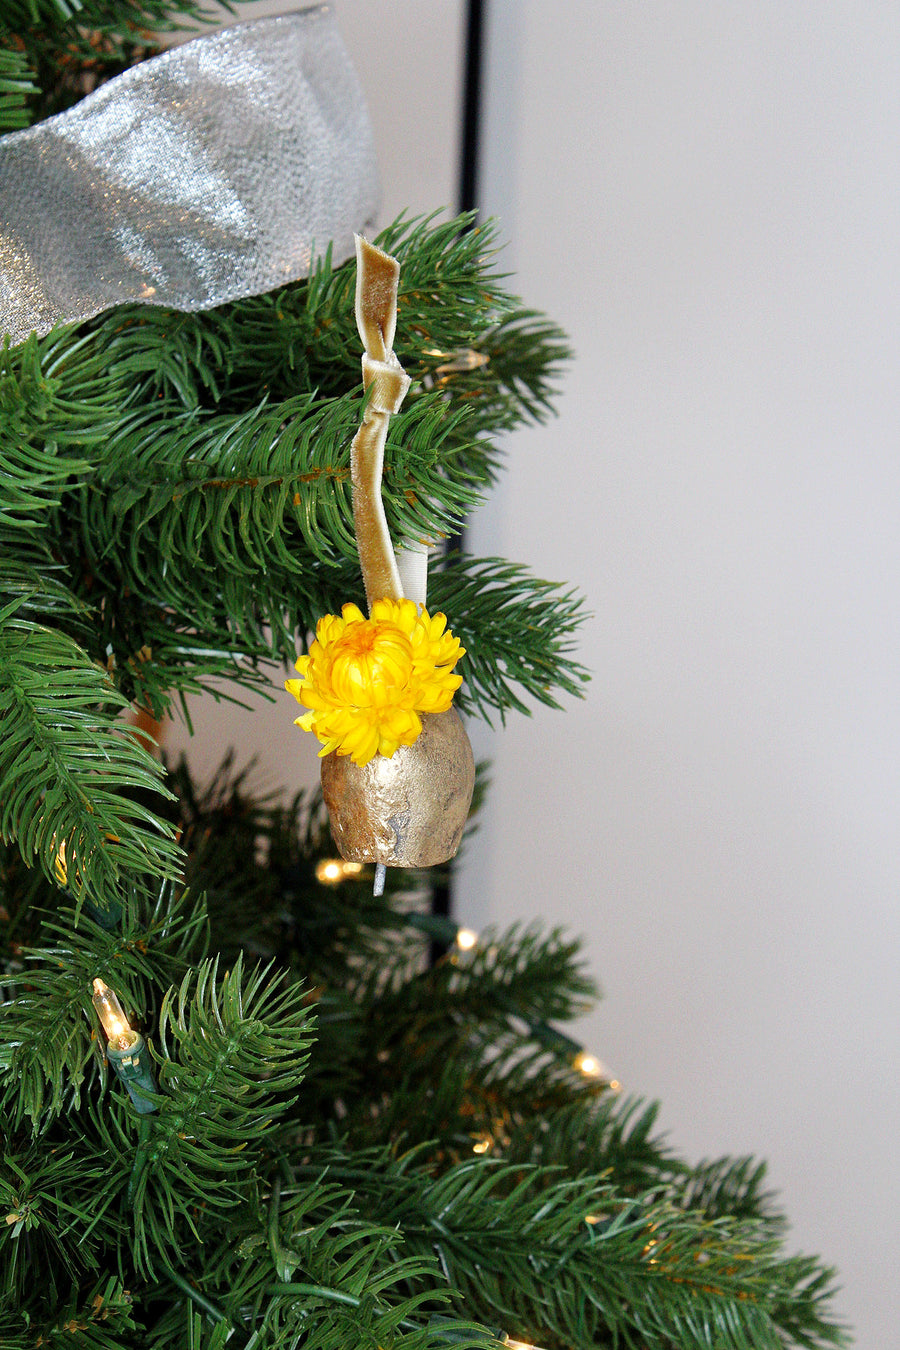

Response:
(0, 6), (380, 346)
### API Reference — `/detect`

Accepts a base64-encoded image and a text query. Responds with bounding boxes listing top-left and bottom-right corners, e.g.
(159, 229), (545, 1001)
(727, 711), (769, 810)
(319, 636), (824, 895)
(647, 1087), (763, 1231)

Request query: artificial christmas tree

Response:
(0, 4), (848, 1347)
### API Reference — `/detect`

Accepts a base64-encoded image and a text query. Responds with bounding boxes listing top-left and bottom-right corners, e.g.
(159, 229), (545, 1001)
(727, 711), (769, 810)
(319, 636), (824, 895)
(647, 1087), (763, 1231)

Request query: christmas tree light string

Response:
(314, 865), (621, 1100)
(79, 803), (615, 1344)
(78, 815), (608, 1345)
(87, 928), (592, 1350)
(91, 977), (159, 1206)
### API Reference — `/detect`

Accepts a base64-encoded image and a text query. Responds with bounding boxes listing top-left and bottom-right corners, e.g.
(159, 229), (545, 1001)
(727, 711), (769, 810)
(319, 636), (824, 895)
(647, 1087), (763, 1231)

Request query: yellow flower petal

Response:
(287, 598), (464, 765)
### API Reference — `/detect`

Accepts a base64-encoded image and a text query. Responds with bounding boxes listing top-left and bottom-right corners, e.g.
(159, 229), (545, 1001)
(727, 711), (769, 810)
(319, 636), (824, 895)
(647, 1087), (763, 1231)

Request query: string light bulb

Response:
(573, 1051), (602, 1079)
(316, 859), (343, 884)
(315, 858), (364, 884)
(454, 927), (478, 951)
(91, 978), (134, 1050)
(90, 977), (157, 1113)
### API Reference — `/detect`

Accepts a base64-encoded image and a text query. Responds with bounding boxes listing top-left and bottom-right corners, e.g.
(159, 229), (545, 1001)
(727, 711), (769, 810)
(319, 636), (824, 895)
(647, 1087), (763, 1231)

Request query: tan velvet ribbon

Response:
(350, 236), (412, 610)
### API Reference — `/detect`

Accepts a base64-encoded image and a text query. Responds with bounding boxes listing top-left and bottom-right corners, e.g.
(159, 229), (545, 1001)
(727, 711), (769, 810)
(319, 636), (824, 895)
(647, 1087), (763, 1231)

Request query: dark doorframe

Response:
(429, 0), (486, 962)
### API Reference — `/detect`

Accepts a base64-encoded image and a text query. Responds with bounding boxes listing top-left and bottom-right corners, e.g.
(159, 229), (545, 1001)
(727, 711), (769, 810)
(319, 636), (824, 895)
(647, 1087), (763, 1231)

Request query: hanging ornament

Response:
(287, 236), (475, 871)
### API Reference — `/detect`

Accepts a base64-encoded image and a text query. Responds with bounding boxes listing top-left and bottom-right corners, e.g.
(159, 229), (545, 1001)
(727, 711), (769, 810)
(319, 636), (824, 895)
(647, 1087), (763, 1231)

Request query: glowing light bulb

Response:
(91, 979), (134, 1050)
(472, 1134), (492, 1154)
(455, 927), (478, 951)
(316, 859), (344, 884)
(573, 1051), (602, 1078)
(316, 859), (364, 884)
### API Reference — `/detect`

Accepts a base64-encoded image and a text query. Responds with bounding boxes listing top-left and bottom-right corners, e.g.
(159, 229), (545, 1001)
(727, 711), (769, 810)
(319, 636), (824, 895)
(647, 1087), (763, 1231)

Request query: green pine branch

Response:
(0, 606), (181, 915)
(0, 214), (584, 732)
(283, 1148), (846, 1350)
(0, 885), (205, 1131)
(74, 390), (485, 608)
(0, 46), (37, 133)
(1, 0), (220, 30)
(0, 1), (230, 125)
(429, 556), (590, 722)
(674, 1155), (784, 1231)
(80, 215), (565, 421)
(121, 955), (314, 1275)
(0, 1138), (118, 1307)
(158, 1170), (502, 1350)
(0, 750), (849, 1348)
(0, 1276), (139, 1349)
(504, 1095), (682, 1197)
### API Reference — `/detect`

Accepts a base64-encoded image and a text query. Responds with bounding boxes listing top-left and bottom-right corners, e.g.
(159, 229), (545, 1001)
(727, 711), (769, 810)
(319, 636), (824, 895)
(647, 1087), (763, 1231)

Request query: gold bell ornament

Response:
(286, 237), (475, 877)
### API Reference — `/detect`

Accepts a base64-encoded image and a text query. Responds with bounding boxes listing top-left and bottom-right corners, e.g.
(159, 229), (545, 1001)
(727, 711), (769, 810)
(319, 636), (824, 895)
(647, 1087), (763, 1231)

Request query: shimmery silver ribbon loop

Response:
(0, 6), (380, 347)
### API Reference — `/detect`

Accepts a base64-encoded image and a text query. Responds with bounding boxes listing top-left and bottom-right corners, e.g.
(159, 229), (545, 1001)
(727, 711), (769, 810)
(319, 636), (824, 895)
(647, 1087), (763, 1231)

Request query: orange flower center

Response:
(328, 619), (414, 707)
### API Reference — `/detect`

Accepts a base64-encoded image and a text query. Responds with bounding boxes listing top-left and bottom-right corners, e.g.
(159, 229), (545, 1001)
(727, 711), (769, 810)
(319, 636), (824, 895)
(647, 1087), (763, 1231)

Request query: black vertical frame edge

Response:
(457, 0), (486, 216)
(430, 0), (486, 964)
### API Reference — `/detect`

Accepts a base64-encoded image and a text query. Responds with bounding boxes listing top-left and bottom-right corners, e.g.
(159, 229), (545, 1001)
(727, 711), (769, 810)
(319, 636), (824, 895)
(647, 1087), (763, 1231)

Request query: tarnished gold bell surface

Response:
(320, 707), (475, 866)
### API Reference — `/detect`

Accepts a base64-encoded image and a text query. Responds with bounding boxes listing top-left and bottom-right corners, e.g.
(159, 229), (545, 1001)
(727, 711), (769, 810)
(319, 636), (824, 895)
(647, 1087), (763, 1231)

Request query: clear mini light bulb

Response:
(91, 978), (134, 1050)
(454, 927), (478, 952)
(90, 978), (157, 1113)
(316, 858), (344, 884)
(315, 858), (365, 884)
(573, 1051), (602, 1079)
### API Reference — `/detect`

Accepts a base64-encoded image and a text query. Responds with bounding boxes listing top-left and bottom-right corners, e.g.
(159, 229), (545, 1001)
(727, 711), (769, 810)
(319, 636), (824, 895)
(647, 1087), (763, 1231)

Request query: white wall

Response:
(167, 0), (467, 225)
(456, 4), (900, 1345)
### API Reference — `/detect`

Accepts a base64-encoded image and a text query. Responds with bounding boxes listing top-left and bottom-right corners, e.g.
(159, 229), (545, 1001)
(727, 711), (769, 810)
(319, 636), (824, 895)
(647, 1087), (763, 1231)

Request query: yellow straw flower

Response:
(286, 598), (464, 766)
